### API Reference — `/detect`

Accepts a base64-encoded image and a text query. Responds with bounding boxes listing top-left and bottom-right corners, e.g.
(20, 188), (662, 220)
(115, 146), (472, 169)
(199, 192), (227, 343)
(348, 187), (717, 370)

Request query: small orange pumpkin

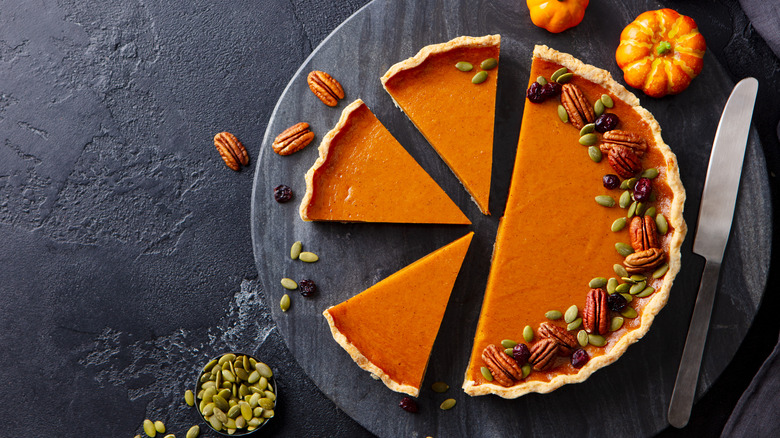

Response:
(616, 9), (706, 98)
(527, 0), (590, 34)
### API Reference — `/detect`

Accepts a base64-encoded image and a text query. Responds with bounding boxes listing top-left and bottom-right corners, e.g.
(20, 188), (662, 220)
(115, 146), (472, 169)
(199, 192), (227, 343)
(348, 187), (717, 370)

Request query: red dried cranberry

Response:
(602, 174), (620, 190)
(299, 279), (317, 297)
(274, 185), (293, 203)
(512, 343), (531, 365)
(607, 293), (628, 312)
(633, 177), (653, 202)
(540, 82), (562, 99)
(571, 349), (590, 368)
(526, 82), (545, 103)
(595, 113), (620, 133)
(399, 396), (418, 413)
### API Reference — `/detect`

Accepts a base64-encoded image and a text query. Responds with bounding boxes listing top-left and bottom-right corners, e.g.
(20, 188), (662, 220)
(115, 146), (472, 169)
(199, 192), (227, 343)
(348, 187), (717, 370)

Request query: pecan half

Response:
(624, 248), (665, 274)
(561, 83), (595, 130)
(482, 344), (523, 386)
(583, 288), (609, 335)
(607, 145), (642, 178)
(307, 70), (345, 107)
(214, 131), (249, 171)
(629, 215), (660, 252)
(538, 322), (578, 356)
(600, 130), (648, 157)
(272, 122), (315, 156)
(529, 338), (558, 371)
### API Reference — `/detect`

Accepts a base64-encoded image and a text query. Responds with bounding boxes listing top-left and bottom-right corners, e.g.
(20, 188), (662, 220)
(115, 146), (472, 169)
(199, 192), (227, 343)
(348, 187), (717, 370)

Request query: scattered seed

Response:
(522, 364), (531, 378)
(620, 179), (630, 190)
(653, 263), (670, 278)
(523, 325), (534, 342)
(280, 294), (291, 312)
(577, 330), (588, 347)
(613, 264), (629, 278)
(616, 283), (631, 294)
(630, 274), (646, 282)
(550, 67), (568, 82)
(504, 347), (514, 355)
(601, 94), (614, 108)
(627, 178), (638, 188)
(612, 217), (627, 232)
(588, 334), (607, 347)
(501, 339), (517, 348)
(610, 316), (624, 331)
(567, 318), (582, 331)
(481, 58), (498, 70)
(290, 241), (302, 260)
(607, 277), (618, 294)
(472, 71), (488, 84)
(186, 426), (200, 438)
(564, 305), (579, 323)
(621, 307), (638, 318)
(620, 293), (634, 303)
(635, 202), (646, 216)
(481, 366), (494, 381)
(588, 146), (602, 163)
(595, 195), (615, 207)
(557, 105), (569, 123)
(299, 251), (319, 262)
(594, 100), (605, 117)
(641, 168), (659, 179)
(281, 278), (297, 290)
(536, 75), (547, 85)
(615, 242), (634, 257)
(579, 133), (598, 146)
(432, 382), (449, 393)
(629, 281), (646, 295)
(589, 277), (607, 288)
(185, 390), (194, 406)
(143, 419), (156, 437)
(556, 72), (574, 84)
(440, 398), (457, 410)
(579, 123), (596, 136)
(545, 310), (563, 320)
(619, 190), (632, 208)
(455, 61), (473, 72)
(645, 206), (657, 218)
(154, 422), (166, 434)
(636, 286), (655, 298)
(626, 201), (637, 218)
(656, 214), (669, 234)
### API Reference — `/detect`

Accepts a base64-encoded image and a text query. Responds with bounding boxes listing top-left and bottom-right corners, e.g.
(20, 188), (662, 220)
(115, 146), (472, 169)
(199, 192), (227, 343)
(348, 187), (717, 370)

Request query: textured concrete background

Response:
(0, 1), (777, 437)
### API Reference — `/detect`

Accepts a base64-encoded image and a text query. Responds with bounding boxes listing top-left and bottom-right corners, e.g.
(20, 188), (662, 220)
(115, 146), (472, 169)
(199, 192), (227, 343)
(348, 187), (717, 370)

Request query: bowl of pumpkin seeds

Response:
(194, 352), (277, 435)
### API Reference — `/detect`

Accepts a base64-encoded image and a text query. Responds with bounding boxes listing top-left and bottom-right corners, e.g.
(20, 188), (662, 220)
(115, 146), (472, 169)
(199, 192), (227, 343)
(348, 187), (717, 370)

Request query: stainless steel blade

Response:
(668, 77), (758, 429)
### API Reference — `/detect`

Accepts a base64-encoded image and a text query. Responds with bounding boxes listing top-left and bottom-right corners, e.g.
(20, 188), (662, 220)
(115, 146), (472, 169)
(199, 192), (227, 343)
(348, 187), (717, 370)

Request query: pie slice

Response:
(323, 232), (474, 397)
(381, 35), (500, 215)
(299, 99), (470, 225)
(462, 46), (686, 397)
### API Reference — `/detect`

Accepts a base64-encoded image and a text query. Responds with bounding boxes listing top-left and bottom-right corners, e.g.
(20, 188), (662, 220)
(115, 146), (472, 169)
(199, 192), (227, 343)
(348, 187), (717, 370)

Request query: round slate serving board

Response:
(250, 0), (771, 436)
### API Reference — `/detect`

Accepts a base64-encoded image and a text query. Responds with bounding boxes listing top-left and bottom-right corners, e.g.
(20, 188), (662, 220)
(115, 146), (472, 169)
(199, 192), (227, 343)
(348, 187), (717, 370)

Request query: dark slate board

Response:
(250, 0), (771, 436)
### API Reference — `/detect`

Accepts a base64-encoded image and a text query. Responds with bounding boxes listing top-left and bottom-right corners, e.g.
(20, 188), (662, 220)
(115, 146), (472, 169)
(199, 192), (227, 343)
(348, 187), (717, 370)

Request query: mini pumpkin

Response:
(527, 0), (589, 34)
(615, 8), (706, 98)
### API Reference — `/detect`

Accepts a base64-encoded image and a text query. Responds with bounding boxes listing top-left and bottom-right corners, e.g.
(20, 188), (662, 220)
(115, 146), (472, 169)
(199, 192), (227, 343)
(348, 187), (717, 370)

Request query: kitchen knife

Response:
(668, 77), (759, 428)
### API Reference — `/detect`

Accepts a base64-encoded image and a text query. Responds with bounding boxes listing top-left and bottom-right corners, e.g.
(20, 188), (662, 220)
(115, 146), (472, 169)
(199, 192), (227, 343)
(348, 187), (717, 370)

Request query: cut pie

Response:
(381, 35), (500, 215)
(299, 99), (470, 225)
(462, 45), (686, 397)
(324, 232), (474, 397)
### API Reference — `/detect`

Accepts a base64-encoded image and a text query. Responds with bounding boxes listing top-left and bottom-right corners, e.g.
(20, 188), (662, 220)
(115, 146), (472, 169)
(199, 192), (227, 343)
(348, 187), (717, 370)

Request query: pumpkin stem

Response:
(656, 41), (672, 55)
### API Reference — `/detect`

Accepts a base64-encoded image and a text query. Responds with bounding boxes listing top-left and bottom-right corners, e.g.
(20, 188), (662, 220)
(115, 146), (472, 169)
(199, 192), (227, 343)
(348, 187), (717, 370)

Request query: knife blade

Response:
(668, 77), (758, 429)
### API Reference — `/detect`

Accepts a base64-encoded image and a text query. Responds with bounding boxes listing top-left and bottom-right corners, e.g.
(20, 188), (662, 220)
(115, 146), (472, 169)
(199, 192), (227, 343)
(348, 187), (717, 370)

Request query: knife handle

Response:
(668, 259), (722, 428)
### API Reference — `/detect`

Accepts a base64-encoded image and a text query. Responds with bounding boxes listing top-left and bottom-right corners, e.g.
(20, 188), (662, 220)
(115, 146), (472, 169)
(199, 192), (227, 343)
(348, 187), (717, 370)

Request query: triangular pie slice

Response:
(324, 232), (474, 397)
(299, 99), (470, 225)
(381, 35), (500, 215)
(462, 46), (686, 397)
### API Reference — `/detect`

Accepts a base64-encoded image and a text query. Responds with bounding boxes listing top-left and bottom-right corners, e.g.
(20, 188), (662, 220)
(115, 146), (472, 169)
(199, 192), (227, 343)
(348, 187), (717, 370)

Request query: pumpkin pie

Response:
(462, 45), (686, 397)
(381, 35), (500, 215)
(323, 232), (474, 397)
(299, 99), (469, 224)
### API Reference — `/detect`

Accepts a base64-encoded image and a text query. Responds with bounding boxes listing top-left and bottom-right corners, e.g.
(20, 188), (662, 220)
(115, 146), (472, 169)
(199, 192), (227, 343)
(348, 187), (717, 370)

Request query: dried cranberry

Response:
(607, 293), (628, 312)
(299, 279), (317, 297)
(633, 177), (653, 202)
(571, 349), (590, 368)
(512, 343), (531, 365)
(274, 185), (293, 203)
(526, 82), (545, 103)
(602, 174), (620, 190)
(539, 82), (562, 99)
(595, 113), (620, 133)
(399, 396), (418, 413)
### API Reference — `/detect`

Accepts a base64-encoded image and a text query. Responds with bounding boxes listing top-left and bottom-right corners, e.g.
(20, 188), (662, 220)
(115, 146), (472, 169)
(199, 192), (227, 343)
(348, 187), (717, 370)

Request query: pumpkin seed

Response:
(472, 71), (488, 84)
(550, 67), (568, 82)
(595, 195), (615, 207)
(298, 251), (318, 262)
(202, 387), (216, 402)
(219, 354), (235, 365)
(258, 397), (275, 410)
(504, 347), (514, 356)
(588, 146), (602, 163)
(579, 123), (596, 136)
(235, 416), (246, 429)
(645, 206), (657, 218)
(636, 286), (655, 298)
(601, 94), (614, 108)
(557, 105), (569, 123)
(630, 274), (646, 282)
(522, 364), (531, 378)
(256, 362), (273, 379)
(579, 133), (598, 146)
(144, 419), (156, 437)
(610, 316), (624, 331)
(262, 409), (275, 419)
(280, 294), (290, 312)
(629, 281), (646, 295)
(185, 389), (194, 406)
(280, 278), (297, 290)
(440, 398), (457, 410)
(501, 339), (517, 349)
(626, 201), (637, 218)
(556, 72), (574, 84)
(627, 178), (638, 188)
(545, 310), (563, 320)
(653, 263), (670, 278)
(611, 217), (627, 232)
(212, 394), (229, 412)
(481, 58), (498, 70)
(536, 75), (547, 85)
(594, 100), (605, 117)
(615, 242), (634, 257)
(567, 318), (582, 331)
(588, 334), (607, 347)
(577, 330), (589, 347)
(620, 179), (630, 190)
(217, 388), (230, 400)
(589, 277), (607, 288)
(523, 325), (534, 342)
(290, 241), (302, 260)
(635, 202), (646, 216)
(186, 425), (200, 438)
(656, 214), (669, 234)
(481, 366), (494, 381)
(615, 283), (631, 294)
(155, 422), (166, 433)
(619, 190), (632, 208)
(613, 264), (628, 278)
(227, 405), (241, 419)
(564, 305), (579, 323)
(455, 61), (473, 72)
(621, 307), (638, 318)
(607, 277), (618, 294)
(621, 293), (633, 303)
(209, 415), (222, 431)
(641, 168), (659, 179)
(241, 402), (253, 420)
(432, 381), (449, 393)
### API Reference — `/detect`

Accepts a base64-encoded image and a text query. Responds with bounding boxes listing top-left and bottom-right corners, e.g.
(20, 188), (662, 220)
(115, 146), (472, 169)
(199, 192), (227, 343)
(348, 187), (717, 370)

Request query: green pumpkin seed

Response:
(258, 397), (275, 410)
(481, 366), (494, 381)
(298, 251), (319, 262)
(222, 369), (236, 383)
(202, 402), (214, 416)
(253, 407), (263, 417)
(472, 71), (488, 84)
(589, 277), (607, 288)
(626, 201), (637, 218)
(588, 334), (607, 347)
(545, 310), (563, 320)
(256, 362), (273, 379)
(248, 417), (263, 427)
(621, 277), (634, 283)
(501, 339), (517, 348)
(440, 398), (457, 410)
(607, 277), (618, 294)
(290, 241), (302, 260)
(635, 202), (646, 216)
(594, 100), (605, 117)
(455, 61), (473, 72)
(431, 382), (449, 393)
(504, 347), (514, 356)
(610, 316), (624, 331)
(481, 58), (498, 70)
(217, 388), (231, 400)
(241, 402), (253, 421)
(630, 274), (646, 282)
(636, 286), (655, 298)
(567, 318), (582, 331)
(209, 415), (222, 431)
(579, 133), (598, 146)
(641, 168), (659, 179)
(620, 293), (633, 303)
(579, 123), (596, 136)
(620, 179), (630, 190)
(227, 405), (241, 419)
(656, 214), (669, 234)
(557, 105), (569, 123)
(621, 307), (638, 318)
(627, 178), (638, 189)
(601, 94), (614, 108)
(281, 278), (297, 290)
(611, 217), (627, 232)
(556, 72), (574, 84)
(155, 422), (165, 433)
(536, 75), (547, 85)
(185, 389), (194, 406)
(615, 242), (634, 257)
(577, 330), (589, 347)
(523, 325), (534, 342)
(619, 190), (632, 208)
(653, 263), (670, 278)
(249, 392), (261, 408)
(186, 425), (200, 438)
(522, 363), (531, 378)
(280, 294), (290, 312)
(550, 67), (568, 82)
(588, 146), (602, 163)
(564, 305), (579, 323)
(143, 419), (156, 437)
(615, 283), (631, 294)
(247, 370), (260, 384)
(236, 368), (249, 382)
(629, 281), (646, 295)
(212, 394), (229, 412)
(219, 354), (236, 365)
(263, 409), (275, 419)
(257, 376), (268, 390)
(235, 416), (246, 429)
(645, 206), (657, 218)
(613, 263), (629, 278)
(595, 195), (615, 207)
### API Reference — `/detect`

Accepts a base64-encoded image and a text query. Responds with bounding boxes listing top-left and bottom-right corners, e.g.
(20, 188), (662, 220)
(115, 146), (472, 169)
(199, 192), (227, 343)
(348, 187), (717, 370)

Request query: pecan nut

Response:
(583, 288), (609, 335)
(214, 131), (249, 171)
(600, 130), (648, 157)
(529, 338), (559, 371)
(482, 344), (524, 386)
(629, 215), (660, 252)
(607, 145), (642, 178)
(307, 70), (345, 107)
(624, 248), (665, 274)
(272, 122), (315, 156)
(561, 83), (595, 130)
(538, 322), (578, 356)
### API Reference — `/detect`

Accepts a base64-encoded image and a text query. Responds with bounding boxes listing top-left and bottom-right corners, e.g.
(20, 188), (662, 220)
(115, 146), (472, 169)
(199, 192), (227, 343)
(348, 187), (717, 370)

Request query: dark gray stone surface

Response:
(0, 0), (777, 437)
